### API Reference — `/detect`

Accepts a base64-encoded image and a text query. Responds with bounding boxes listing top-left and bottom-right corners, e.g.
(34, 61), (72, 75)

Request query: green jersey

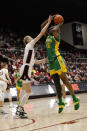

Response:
(45, 34), (61, 62)
(15, 73), (22, 87)
(45, 34), (67, 76)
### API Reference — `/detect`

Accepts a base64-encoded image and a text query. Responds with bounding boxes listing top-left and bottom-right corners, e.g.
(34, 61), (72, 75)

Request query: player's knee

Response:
(60, 75), (67, 84)
(0, 91), (4, 101)
(7, 92), (12, 100)
(26, 88), (32, 93)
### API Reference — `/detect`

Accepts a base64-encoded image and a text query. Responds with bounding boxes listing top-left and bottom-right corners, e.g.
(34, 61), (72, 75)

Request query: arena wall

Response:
(61, 22), (87, 49)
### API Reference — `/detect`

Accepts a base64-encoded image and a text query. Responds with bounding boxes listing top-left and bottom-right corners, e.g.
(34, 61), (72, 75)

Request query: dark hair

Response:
(48, 25), (60, 34)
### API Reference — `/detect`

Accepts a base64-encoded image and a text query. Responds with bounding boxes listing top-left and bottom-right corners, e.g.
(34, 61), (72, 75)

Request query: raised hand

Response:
(48, 15), (53, 24)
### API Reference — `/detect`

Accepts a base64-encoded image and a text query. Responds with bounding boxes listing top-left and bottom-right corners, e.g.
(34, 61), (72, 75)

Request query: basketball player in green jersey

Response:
(15, 69), (22, 103)
(41, 16), (80, 113)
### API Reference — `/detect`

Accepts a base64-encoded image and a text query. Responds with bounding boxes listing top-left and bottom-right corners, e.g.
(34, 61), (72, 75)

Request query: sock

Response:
(59, 97), (63, 104)
(19, 92), (30, 107)
(19, 89), (25, 104)
(72, 94), (77, 101)
(17, 101), (19, 105)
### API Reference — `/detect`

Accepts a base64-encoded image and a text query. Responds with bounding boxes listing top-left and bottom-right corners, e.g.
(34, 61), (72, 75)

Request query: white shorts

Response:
(20, 64), (31, 82)
(0, 80), (7, 92)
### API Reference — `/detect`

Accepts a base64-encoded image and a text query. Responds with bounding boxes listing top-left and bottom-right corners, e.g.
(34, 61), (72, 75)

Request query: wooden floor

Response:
(0, 93), (87, 131)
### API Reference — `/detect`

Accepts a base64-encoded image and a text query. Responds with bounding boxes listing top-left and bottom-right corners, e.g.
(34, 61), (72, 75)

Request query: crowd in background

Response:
(0, 28), (87, 86)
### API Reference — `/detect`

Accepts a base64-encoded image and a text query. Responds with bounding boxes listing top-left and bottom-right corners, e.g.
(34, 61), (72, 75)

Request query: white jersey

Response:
(20, 40), (35, 80)
(23, 40), (35, 66)
(0, 68), (8, 81)
(0, 68), (8, 91)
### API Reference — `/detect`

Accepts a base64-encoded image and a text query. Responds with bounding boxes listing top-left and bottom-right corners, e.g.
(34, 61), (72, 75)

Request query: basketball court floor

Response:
(0, 93), (87, 131)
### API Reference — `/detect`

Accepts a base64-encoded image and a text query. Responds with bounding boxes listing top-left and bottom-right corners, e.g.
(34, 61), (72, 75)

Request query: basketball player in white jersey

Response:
(0, 73), (9, 107)
(0, 63), (12, 113)
(16, 15), (53, 118)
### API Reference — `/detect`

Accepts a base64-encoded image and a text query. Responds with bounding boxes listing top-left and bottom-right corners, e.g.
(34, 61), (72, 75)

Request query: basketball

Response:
(54, 14), (64, 24)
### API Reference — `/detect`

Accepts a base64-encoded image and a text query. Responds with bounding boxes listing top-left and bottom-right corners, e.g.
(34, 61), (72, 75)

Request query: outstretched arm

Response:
(0, 77), (9, 83)
(41, 19), (48, 30)
(35, 58), (48, 65)
(33, 15), (53, 44)
(41, 15), (56, 30)
(6, 73), (12, 85)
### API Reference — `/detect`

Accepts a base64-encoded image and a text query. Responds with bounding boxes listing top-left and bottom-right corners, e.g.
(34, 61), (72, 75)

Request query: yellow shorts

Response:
(16, 86), (22, 90)
(49, 55), (67, 76)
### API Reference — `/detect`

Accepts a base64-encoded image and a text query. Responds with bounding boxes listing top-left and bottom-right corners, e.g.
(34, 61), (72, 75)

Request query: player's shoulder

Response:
(47, 35), (54, 40)
(26, 40), (35, 48)
(3, 68), (8, 71)
(2, 68), (8, 72)
(46, 35), (54, 43)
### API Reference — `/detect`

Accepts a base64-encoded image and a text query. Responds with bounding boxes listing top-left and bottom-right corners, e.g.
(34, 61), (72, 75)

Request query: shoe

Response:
(16, 106), (27, 115)
(17, 111), (28, 119)
(73, 98), (80, 110)
(16, 106), (28, 119)
(58, 102), (66, 113)
(0, 110), (8, 114)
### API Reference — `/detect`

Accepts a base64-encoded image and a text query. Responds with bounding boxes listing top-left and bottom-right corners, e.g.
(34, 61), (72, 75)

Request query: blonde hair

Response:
(23, 36), (32, 44)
